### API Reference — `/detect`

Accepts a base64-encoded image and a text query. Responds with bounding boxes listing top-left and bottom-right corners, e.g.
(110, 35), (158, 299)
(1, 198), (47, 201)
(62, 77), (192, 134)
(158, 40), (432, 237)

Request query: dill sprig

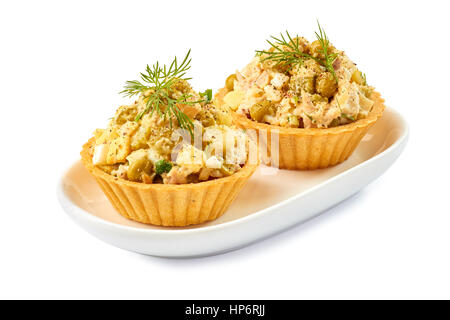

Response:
(199, 89), (213, 103)
(119, 50), (201, 136)
(314, 21), (339, 82)
(255, 31), (312, 71)
(255, 21), (339, 83)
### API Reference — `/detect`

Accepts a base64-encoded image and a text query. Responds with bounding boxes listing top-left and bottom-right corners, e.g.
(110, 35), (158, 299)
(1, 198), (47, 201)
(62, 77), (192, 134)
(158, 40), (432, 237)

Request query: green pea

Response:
(315, 72), (337, 98)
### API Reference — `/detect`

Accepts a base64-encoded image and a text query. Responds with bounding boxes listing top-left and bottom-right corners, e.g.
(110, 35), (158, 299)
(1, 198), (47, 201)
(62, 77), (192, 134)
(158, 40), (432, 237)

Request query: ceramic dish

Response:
(57, 106), (408, 258)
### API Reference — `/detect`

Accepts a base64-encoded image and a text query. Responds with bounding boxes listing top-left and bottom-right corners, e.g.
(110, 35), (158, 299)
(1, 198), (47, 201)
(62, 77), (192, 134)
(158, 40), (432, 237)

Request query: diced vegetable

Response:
(223, 90), (244, 111)
(311, 94), (328, 104)
(301, 76), (316, 94)
(286, 115), (300, 128)
(126, 150), (152, 181)
(155, 159), (173, 175)
(351, 70), (366, 85)
(215, 108), (232, 126)
(225, 74), (237, 91)
(114, 105), (138, 125)
(249, 100), (276, 122)
(316, 72), (337, 98)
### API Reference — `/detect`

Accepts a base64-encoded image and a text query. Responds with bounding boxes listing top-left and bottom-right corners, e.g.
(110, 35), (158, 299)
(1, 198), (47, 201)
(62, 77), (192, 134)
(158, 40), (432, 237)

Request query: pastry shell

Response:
(216, 88), (385, 170)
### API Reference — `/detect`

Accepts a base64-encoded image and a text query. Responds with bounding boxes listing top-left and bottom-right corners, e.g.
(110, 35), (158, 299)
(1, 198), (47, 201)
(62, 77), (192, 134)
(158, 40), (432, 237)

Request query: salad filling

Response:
(91, 51), (249, 184)
(223, 23), (375, 129)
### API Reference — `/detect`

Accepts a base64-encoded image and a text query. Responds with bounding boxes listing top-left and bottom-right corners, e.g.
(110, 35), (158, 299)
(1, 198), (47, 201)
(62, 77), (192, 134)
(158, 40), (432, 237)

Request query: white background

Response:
(1, 0), (449, 299)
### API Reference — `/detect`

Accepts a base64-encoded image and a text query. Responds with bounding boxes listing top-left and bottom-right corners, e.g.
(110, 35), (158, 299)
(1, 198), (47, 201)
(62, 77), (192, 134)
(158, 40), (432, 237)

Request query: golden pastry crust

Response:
(216, 88), (385, 170)
(81, 138), (259, 226)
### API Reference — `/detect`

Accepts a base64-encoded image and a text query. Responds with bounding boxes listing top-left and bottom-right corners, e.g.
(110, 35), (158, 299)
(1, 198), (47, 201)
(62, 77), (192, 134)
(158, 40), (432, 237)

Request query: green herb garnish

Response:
(120, 50), (200, 136)
(256, 31), (311, 71)
(200, 89), (213, 103)
(341, 113), (355, 121)
(255, 21), (339, 83)
(155, 159), (173, 175)
(314, 21), (339, 82)
(362, 73), (367, 86)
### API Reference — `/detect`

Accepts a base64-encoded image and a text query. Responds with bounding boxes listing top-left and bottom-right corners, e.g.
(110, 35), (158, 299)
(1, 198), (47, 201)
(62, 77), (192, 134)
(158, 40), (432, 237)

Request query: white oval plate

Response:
(57, 107), (408, 258)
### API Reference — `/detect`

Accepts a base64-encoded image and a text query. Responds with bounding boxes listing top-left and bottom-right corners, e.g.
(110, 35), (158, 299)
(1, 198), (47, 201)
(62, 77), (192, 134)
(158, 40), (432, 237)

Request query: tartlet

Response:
(81, 138), (257, 226)
(81, 51), (258, 226)
(218, 25), (385, 170)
